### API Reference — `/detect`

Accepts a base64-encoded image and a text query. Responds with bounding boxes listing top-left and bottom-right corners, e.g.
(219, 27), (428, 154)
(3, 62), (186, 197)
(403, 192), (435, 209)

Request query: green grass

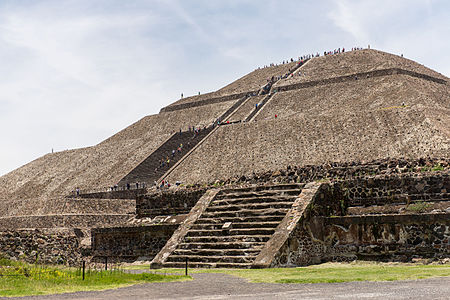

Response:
(0, 258), (189, 297)
(132, 261), (450, 284)
(407, 201), (432, 213)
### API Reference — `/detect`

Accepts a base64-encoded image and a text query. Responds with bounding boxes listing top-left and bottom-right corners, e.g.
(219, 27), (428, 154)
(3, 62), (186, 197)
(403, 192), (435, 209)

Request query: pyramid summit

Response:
(0, 48), (449, 267)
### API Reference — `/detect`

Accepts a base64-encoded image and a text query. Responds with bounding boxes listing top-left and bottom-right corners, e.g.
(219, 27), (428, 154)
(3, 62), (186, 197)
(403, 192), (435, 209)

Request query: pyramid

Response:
(1, 49), (447, 206)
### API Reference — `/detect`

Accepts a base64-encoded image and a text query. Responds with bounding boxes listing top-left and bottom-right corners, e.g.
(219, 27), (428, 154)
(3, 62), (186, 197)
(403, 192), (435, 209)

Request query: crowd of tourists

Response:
(258, 46), (366, 70)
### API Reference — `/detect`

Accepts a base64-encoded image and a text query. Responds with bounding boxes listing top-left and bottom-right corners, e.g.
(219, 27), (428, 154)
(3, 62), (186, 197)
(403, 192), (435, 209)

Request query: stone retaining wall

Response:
(160, 91), (254, 113)
(323, 214), (449, 262)
(91, 225), (178, 261)
(0, 214), (131, 230)
(277, 68), (446, 93)
(0, 229), (84, 266)
(136, 188), (207, 218)
(222, 158), (450, 186)
(273, 213), (450, 267)
(339, 173), (449, 207)
(271, 172), (450, 267)
(76, 189), (145, 199)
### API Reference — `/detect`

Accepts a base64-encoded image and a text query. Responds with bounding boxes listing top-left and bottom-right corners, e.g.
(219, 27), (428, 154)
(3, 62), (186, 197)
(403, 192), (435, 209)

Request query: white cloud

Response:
(0, 0), (449, 176)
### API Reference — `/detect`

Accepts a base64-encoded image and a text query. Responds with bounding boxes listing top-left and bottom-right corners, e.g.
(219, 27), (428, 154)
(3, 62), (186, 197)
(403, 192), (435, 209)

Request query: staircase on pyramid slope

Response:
(151, 183), (304, 268)
(118, 96), (249, 188)
(118, 128), (213, 187)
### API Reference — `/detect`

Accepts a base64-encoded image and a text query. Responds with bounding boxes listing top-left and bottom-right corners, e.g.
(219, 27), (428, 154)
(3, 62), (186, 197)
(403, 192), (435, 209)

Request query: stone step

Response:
(160, 261), (253, 269)
(200, 208), (289, 218)
(205, 201), (294, 212)
(167, 254), (257, 264)
(196, 215), (285, 224)
(219, 184), (303, 195)
(178, 241), (265, 250)
(118, 129), (212, 186)
(186, 228), (276, 237)
(191, 221), (281, 230)
(173, 248), (261, 256)
(211, 195), (298, 206)
(215, 189), (301, 200)
(183, 235), (272, 243)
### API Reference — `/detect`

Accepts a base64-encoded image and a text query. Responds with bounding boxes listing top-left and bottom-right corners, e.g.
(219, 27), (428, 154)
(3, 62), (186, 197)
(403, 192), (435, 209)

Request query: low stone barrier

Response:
(339, 173), (449, 207)
(0, 229), (84, 266)
(269, 173), (450, 267)
(0, 214), (131, 230)
(225, 157), (449, 186)
(277, 68), (446, 93)
(76, 189), (146, 200)
(321, 213), (450, 262)
(137, 188), (207, 218)
(91, 224), (178, 261)
(160, 91), (257, 113)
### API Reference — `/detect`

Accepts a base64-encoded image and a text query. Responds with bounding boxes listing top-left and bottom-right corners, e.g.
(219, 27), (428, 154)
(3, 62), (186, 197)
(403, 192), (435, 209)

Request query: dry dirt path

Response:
(3, 273), (450, 300)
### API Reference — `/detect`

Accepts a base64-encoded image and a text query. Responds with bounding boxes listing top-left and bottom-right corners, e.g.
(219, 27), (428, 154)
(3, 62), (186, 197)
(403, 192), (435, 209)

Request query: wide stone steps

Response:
(195, 215), (285, 224)
(184, 235), (272, 243)
(155, 183), (303, 268)
(217, 184), (303, 197)
(161, 261), (253, 269)
(178, 242), (265, 250)
(200, 208), (289, 218)
(211, 195), (298, 206)
(205, 201), (294, 212)
(191, 221), (281, 230)
(167, 255), (257, 264)
(215, 189), (301, 200)
(172, 248), (261, 256)
(186, 228), (276, 237)
(118, 128), (212, 186)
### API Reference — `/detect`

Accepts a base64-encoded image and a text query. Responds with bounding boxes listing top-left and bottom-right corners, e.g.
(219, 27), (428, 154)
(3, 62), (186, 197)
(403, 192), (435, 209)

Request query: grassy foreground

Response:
(0, 258), (189, 297)
(133, 261), (450, 284)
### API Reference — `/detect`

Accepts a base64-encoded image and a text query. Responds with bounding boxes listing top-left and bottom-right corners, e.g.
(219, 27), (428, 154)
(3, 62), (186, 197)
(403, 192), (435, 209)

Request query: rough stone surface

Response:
(271, 174), (450, 267)
(91, 225), (178, 261)
(136, 188), (207, 218)
(253, 182), (321, 268)
(0, 229), (84, 265)
(0, 49), (449, 268)
(275, 49), (447, 88)
(150, 189), (219, 268)
(0, 101), (233, 203)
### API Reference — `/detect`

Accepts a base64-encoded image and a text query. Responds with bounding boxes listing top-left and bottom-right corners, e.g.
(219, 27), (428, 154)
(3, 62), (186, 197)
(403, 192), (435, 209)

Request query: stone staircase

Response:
(119, 96), (249, 188)
(118, 128), (213, 187)
(245, 58), (310, 122)
(152, 183), (304, 268)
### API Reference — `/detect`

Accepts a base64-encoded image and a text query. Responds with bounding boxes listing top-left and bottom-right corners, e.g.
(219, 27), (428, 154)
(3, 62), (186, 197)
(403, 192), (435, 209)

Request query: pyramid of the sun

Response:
(0, 49), (449, 217)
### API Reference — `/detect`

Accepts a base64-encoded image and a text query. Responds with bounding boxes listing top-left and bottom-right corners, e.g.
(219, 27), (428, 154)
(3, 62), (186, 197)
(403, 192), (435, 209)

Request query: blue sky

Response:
(1, 0), (449, 176)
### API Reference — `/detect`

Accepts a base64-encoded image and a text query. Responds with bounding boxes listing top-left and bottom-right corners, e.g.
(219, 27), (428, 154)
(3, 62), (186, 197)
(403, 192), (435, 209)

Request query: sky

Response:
(1, 0), (449, 176)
